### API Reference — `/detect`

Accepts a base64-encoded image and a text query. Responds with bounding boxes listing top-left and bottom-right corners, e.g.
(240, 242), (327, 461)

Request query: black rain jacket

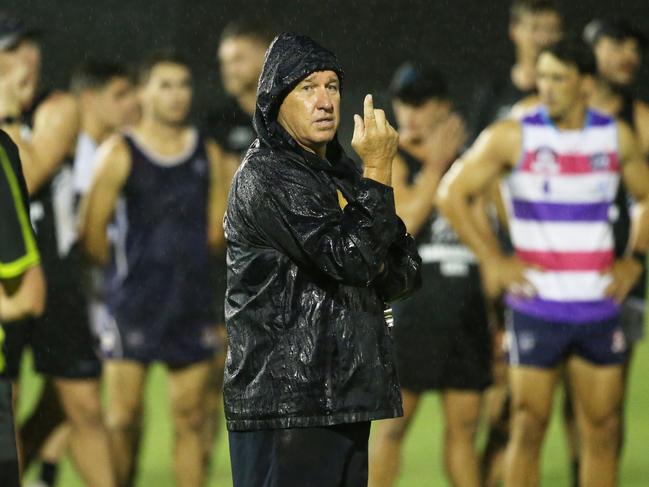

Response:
(223, 33), (422, 431)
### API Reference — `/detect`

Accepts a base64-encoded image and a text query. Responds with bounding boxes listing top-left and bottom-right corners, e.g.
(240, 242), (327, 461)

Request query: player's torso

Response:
(107, 129), (211, 285)
(503, 108), (621, 320)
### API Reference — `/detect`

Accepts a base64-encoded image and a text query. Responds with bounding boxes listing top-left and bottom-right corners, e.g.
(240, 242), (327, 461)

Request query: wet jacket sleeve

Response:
(373, 218), (422, 302)
(242, 164), (402, 286)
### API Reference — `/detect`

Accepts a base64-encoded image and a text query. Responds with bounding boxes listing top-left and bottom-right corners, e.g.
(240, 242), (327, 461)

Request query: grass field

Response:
(18, 335), (649, 487)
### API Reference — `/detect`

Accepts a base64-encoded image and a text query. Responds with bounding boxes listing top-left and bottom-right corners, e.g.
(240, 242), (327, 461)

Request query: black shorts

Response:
(1, 284), (101, 381)
(228, 421), (370, 487)
(392, 264), (492, 393)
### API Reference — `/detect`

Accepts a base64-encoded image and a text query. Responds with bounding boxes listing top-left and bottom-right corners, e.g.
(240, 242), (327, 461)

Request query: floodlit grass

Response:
(18, 336), (649, 486)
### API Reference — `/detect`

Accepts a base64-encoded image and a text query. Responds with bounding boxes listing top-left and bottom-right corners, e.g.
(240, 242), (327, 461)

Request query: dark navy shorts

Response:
(506, 310), (627, 368)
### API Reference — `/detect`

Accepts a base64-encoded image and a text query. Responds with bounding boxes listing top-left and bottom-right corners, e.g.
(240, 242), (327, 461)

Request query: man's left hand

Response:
(604, 256), (644, 303)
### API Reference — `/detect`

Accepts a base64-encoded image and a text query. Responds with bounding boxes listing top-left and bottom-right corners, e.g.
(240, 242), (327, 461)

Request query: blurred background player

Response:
(439, 39), (649, 487)
(19, 60), (138, 487)
(0, 128), (45, 487)
(200, 19), (273, 467)
(510, 20), (649, 484)
(471, 0), (562, 138)
(470, 2), (562, 484)
(0, 12), (117, 487)
(79, 50), (227, 487)
(369, 63), (491, 487)
(205, 19), (273, 158)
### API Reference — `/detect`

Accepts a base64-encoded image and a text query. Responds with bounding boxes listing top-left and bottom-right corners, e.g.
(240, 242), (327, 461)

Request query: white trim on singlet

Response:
(126, 128), (199, 167)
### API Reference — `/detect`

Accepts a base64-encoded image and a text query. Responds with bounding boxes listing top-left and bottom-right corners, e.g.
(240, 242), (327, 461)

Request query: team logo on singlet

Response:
(531, 147), (560, 174)
(590, 152), (611, 171)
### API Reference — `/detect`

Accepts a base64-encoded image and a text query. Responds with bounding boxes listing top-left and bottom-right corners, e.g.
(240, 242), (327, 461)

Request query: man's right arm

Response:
(78, 136), (131, 265)
(437, 119), (529, 298)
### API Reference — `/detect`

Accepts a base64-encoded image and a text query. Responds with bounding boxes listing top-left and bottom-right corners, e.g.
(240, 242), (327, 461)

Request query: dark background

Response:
(9, 0), (649, 142)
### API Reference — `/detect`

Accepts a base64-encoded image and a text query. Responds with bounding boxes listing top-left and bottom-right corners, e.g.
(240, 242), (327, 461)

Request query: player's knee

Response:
(445, 414), (479, 443)
(581, 411), (620, 449)
(64, 394), (103, 427)
(172, 402), (205, 434)
(380, 416), (410, 443)
(511, 406), (548, 449)
(106, 398), (142, 432)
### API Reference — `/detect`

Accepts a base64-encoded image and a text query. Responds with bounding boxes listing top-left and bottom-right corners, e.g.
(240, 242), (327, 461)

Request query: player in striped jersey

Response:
(438, 39), (649, 487)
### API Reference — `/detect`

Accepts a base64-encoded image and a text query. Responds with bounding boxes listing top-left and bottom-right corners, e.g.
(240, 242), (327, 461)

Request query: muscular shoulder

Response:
(468, 118), (522, 169)
(509, 94), (541, 120)
(94, 134), (132, 182)
(35, 91), (79, 123)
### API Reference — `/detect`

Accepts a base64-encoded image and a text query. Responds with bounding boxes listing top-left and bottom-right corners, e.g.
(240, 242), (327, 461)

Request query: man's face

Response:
(0, 38), (41, 107)
(594, 36), (641, 87)
(536, 52), (587, 119)
(90, 77), (139, 130)
(140, 62), (192, 125)
(218, 36), (266, 97)
(277, 70), (340, 153)
(511, 10), (563, 61)
(392, 97), (451, 146)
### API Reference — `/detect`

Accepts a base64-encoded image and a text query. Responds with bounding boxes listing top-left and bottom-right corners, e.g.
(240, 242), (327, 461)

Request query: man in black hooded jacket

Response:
(224, 33), (422, 486)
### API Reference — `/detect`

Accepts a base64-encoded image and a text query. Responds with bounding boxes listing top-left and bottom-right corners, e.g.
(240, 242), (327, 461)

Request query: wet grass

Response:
(18, 335), (649, 486)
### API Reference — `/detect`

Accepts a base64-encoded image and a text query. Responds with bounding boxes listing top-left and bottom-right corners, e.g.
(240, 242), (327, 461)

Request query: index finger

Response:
(364, 94), (376, 128)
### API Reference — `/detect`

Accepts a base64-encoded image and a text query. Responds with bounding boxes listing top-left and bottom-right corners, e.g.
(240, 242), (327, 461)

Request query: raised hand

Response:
(421, 113), (467, 170)
(352, 94), (399, 185)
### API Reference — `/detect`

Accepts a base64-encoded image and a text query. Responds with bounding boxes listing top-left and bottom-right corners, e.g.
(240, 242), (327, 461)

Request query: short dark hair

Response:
(137, 49), (190, 85)
(70, 60), (131, 94)
(220, 19), (274, 47)
(510, 0), (561, 24)
(540, 38), (597, 75)
(389, 62), (449, 106)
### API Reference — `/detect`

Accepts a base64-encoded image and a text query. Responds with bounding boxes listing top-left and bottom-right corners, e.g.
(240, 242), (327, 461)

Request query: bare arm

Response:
(437, 120), (527, 298)
(0, 266), (46, 321)
(206, 140), (229, 252)
(438, 120), (519, 262)
(392, 154), (443, 234)
(632, 101), (649, 158)
(78, 136), (131, 265)
(601, 121), (649, 302)
(14, 93), (80, 194)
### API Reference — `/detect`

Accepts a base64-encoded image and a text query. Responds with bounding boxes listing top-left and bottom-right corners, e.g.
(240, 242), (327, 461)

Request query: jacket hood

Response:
(253, 33), (357, 178)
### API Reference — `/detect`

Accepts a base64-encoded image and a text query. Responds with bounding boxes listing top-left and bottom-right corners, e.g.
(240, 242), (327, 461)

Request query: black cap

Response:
(0, 12), (40, 51)
(583, 18), (648, 49)
(389, 62), (449, 106)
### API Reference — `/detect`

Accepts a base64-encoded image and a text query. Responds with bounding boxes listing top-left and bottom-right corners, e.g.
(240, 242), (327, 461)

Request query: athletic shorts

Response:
(228, 422), (370, 487)
(506, 310), (627, 368)
(0, 284), (101, 380)
(96, 308), (219, 368)
(392, 264), (492, 392)
(620, 297), (645, 344)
